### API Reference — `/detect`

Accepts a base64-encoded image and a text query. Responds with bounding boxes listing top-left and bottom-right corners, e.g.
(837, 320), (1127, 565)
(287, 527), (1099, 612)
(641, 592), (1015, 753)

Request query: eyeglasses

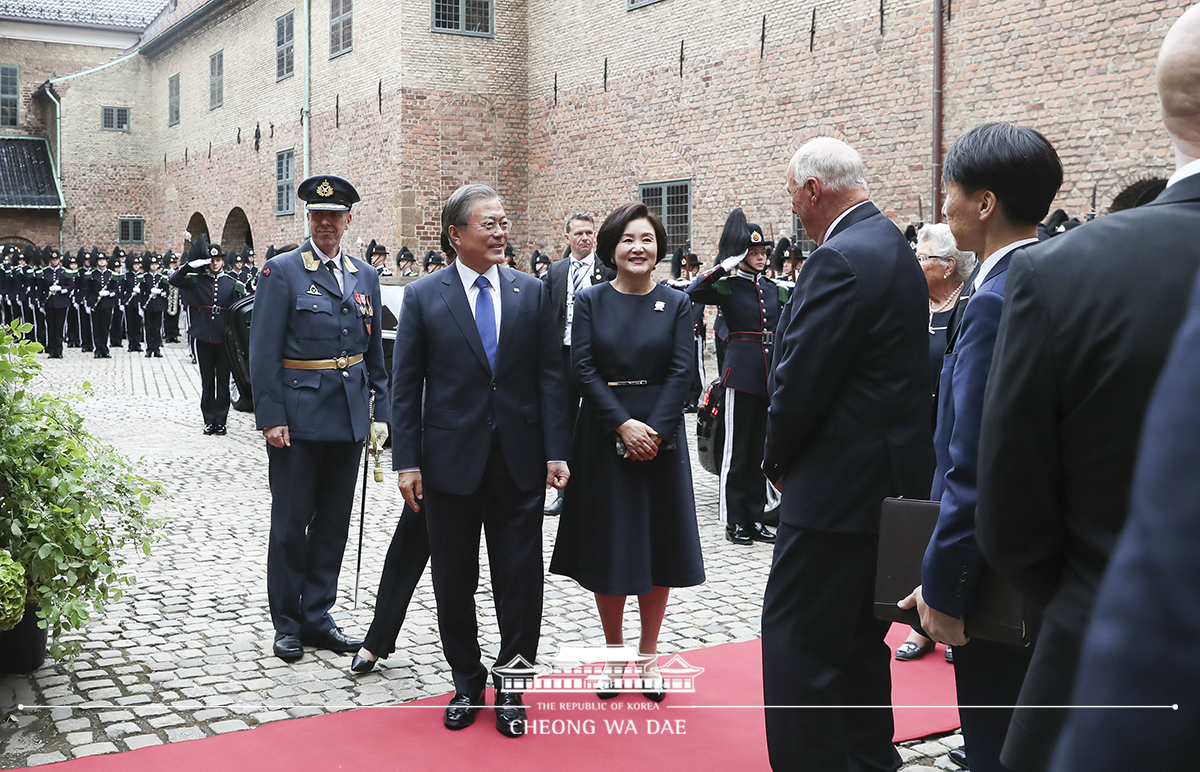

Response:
(474, 218), (512, 235)
(916, 254), (952, 263)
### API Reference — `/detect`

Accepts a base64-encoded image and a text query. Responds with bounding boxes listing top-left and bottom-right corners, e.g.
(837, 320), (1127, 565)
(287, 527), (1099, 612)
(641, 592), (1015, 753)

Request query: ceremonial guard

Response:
(40, 246), (69, 358)
(65, 251), (83, 348)
(0, 248), (12, 326)
(123, 252), (145, 352)
(396, 246), (417, 277)
(249, 174), (389, 662)
(108, 249), (126, 349)
(140, 253), (170, 358)
(88, 250), (119, 358)
(667, 248), (707, 410)
(423, 250), (446, 274)
(24, 249), (46, 347)
(687, 209), (786, 544)
(164, 250), (182, 343)
(532, 250), (551, 278)
(76, 249), (95, 352)
(171, 239), (248, 434)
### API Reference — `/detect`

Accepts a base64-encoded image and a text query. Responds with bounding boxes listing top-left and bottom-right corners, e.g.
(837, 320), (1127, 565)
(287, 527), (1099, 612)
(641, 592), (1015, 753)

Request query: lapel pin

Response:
(654, 300), (666, 312)
(514, 287), (520, 293)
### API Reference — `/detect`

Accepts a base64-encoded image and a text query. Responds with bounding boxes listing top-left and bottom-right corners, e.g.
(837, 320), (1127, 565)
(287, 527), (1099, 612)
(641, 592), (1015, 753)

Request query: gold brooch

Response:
(317, 180), (334, 198)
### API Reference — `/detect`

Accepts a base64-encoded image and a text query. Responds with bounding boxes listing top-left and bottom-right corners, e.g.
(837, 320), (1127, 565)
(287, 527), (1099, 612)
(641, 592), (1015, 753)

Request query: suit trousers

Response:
(266, 438), (362, 635)
(762, 524), (900, 772)
(194, 339), (231, 426)
(361, 504), (431, 659)
(91, 308), (111, 356)
(720, 390), (769, 527)
(144, 310), (164, 354)
(953, 637), (1034, 772)
(424, 430), (544, 695)
(45, 306), (67, 357)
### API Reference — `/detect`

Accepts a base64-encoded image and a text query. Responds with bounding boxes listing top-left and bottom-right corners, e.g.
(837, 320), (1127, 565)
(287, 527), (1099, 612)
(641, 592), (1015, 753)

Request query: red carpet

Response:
(33, 627), (956, 771)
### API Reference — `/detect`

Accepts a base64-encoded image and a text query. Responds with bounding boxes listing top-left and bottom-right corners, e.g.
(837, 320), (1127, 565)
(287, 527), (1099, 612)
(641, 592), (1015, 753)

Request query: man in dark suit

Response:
(975, 14), (1200, 768)
(391, 183), (570, 737)
(250, 174), (390, 662)
(761, 137), (934, 771)
(899, 123), (1063, 772)
(541, 212), (614, 516)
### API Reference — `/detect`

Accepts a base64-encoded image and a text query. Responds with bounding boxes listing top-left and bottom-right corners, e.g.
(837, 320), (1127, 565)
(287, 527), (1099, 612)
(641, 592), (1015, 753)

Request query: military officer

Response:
(88, 250), (119, 358)
(249, 174), (390, 662)
(687, 209), (787, 545)
(170, 239), (248, 434)
(141, 253), (170, 358)
(40, 246), (69, 358)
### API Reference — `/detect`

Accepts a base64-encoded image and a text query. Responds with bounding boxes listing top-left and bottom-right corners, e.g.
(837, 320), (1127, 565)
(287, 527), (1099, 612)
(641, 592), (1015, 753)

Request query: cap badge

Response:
(317, 180), (334, 198)
(751, 231), (762, 243)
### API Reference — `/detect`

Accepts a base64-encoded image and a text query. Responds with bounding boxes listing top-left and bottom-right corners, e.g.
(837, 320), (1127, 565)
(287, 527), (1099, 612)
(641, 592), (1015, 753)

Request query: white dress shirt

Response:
(564, 253), (597, 344)
(973, 238), (1039, 293)
(455, 258), (503, 341)
(1167, 157), (1200, 188)
(310, 241), (344, 294)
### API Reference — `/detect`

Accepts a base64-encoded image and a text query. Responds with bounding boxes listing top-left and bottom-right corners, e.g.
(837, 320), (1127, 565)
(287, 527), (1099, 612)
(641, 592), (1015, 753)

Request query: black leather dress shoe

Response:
(273, 632), (303, 661)
(494, 691), (526, 737)
(350, 653), (377, 673)
(443, 692), (483, 730)
(948, 745), (968, 769)
(153, 351), (163, 358)
(300, 626), (363, 653)
(544, 493), (563, 517)
(214, 425), (227, 435)
(725, 525), (753, 545)
(749, 522), (776, 543)
(203, 424), (216, 435)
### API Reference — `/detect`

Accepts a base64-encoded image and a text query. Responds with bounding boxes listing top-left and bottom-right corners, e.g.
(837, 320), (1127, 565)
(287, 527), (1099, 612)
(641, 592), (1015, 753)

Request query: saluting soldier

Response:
(171, 239), (247, 435)
(249, 174), (389, 662)
(687, 209), (787, 545)
(141, 253), (170, 358)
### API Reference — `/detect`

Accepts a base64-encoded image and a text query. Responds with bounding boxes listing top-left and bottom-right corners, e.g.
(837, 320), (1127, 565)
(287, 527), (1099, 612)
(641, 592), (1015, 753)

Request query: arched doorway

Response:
(1110, 178), (1167, 213)
(221, 207), (253, 251)
(185, 212), (210, 254)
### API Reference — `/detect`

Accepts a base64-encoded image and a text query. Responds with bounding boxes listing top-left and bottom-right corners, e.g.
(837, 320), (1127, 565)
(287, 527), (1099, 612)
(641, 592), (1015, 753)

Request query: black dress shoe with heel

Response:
(350, 653), (377, 673)
(443, 692), (483, 730)
(300, 626), (363, 653)
(725, 524), (753, 545)
(273, 632), (303, 662)
(495, 691), (526, 737)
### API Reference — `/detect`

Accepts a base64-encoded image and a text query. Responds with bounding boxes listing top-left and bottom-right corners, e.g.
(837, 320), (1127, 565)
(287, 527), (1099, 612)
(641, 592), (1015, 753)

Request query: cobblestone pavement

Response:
(0, 340), (960, 769)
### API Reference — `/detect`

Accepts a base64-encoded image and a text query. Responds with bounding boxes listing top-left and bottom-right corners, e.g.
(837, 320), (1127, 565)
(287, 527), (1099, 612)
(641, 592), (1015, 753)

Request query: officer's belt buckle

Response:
(607, 380), (652, 387)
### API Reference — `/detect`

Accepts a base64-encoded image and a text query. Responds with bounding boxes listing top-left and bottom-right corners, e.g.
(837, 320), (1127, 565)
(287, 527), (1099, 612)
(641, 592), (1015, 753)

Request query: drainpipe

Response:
(45, 85), (66, 251)
(302, 0), (312, 239)
(932, 0), (944, 222)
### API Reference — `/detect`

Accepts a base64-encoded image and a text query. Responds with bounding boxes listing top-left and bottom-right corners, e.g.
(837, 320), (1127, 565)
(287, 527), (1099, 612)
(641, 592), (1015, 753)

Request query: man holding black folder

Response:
(898, 123), (1062, 772)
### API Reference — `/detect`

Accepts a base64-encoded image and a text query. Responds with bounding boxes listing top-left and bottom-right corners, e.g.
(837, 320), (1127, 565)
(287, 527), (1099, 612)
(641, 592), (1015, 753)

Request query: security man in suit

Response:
(40, 246), (69, 358)
(762, 138), (934, 771)
(250, 174), (390, 663)
(541, 212), (615, 516)
(171, 239), (248, 434)
(687, 209), (786, 545)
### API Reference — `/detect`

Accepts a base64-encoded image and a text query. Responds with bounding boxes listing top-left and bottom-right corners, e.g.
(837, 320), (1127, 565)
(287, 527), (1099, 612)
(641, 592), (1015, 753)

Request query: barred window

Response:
(330, 0), (352, 57)
(119, 218), (144, 244)
(168, 73), (180, 126)
(0, 65), (18, 128)
(210, 51), (223, 109)
(432, 0), (493, 36)
(277, 149), (295, 215)
(639, 180), (691, 256)
(277, 12), (295, 80)
(101, 106), (130, 132)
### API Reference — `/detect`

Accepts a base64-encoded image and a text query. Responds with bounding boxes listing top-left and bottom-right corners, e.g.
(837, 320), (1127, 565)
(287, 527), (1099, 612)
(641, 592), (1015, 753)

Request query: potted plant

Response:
(0, 320), (166, 669)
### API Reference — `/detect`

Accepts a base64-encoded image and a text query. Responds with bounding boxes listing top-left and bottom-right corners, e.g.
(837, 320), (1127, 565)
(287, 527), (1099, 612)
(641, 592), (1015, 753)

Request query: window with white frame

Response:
(432, 0), (493, 36)
(330, 0), (352, 57)
(210, 51), (223, 109)
(168, 73), (180, 126)
(277, 149), (295, 215)
(101, 106), (130, 132)
(0, 65), (18, 128)
(119, 218), (145, 243)
(791, 214), (816, 259)
(277, 12), (295, 80)
(639, 179), (692, 255)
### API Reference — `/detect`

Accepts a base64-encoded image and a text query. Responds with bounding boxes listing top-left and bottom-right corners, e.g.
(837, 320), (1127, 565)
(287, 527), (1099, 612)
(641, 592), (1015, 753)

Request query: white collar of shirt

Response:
(1167, 157), (1200, 188)
(570, 253), (596, 272)
(455, 259), (503, 337)
(823, 200), (871, 244)
(310, 241), (344, 291)
(973, 237), (1039, 293)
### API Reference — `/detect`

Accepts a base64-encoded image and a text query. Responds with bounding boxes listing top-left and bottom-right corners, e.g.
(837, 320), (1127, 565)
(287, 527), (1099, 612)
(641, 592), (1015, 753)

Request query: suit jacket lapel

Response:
(301, 240), (342, 298)
(495, 267), (520, 369)
(440, 268), (491, 373)
(340, 257), (359, 305)
(827, 202), (881, 242)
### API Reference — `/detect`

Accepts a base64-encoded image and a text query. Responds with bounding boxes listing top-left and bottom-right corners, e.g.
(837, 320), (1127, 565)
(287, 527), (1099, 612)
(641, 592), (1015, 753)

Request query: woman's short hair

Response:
(595, 202), (668, 269)
(917, 223), (976, 283)
(441, 183), (502, 256)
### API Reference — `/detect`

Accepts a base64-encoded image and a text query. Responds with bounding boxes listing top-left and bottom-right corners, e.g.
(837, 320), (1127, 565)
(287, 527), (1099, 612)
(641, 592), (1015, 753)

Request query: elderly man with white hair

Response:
(761, 137), (935, 771)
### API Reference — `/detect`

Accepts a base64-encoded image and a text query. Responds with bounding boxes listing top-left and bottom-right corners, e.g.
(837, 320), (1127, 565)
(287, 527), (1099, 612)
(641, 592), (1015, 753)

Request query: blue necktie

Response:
(474, 275), (497, 370)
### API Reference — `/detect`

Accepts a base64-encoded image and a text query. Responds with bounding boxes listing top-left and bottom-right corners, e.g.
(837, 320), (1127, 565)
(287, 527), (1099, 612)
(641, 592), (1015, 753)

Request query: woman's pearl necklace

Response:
(930, 282), (964, 314)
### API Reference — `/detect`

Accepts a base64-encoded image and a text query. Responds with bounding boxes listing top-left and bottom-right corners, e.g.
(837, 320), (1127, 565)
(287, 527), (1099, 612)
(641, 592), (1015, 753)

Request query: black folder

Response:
(874, 497), (1032, 647)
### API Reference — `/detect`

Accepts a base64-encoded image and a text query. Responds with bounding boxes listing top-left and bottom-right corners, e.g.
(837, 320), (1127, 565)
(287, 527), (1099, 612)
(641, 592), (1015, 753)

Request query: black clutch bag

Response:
(873, 497), (1034, 647)
(615, 435), (677, 456)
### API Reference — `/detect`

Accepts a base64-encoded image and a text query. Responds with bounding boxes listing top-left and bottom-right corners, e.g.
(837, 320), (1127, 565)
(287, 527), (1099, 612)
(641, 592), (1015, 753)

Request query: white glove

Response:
(99, 290), (110, 297)
(369, 421), (389, 453)
(188, 258), (208, 269)
(720, 252), (747, 272)
(50, 284), (61, 293)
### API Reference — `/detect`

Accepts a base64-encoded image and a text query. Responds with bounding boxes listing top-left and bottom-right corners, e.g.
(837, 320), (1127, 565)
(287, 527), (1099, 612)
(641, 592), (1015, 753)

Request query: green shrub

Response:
(0, 320), (166, 659)
(0, 548), (24, 632)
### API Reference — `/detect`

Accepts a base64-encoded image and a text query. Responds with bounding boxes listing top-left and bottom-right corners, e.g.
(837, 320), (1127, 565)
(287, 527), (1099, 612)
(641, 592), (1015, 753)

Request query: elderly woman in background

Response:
(550, 202), (705, 701)
(895, 221), (976, 663)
